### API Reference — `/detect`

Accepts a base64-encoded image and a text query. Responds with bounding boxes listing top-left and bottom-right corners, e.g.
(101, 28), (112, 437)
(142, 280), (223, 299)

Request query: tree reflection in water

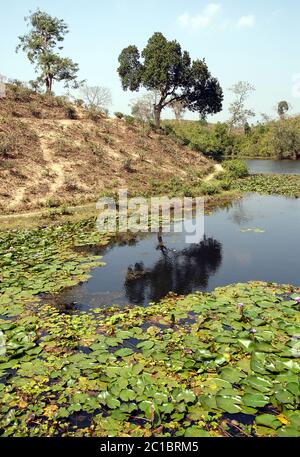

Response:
(125, 234), (222, 305)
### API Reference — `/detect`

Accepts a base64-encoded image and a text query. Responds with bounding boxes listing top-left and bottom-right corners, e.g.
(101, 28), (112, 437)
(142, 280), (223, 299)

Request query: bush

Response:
(114, 112), (124, 119)
(89, 142), (104, 156)
(74, 98), (84, 107)
(46, 198), (60, 208)
(124, 115), (135, 125)
(0, 134), (14, 157)
(31, 106), (42, 118)
(223, 159), (248, 178)
(65, 105), (78, 120)
(122, 158), (133, 172)
(87, 107), (102, 121)
(8, 83), (32, 102)
(163, 124), (175, 136)
(200, 181), (222, 195)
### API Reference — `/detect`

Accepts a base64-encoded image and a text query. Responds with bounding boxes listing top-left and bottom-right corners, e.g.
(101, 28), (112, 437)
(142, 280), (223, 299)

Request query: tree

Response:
(16, 9), (81, 93)
(80, 85), (112, 112)
(130, 92), (158, 123)
(277, 100), (289, 119)
(170, 100), (186, 120)
(118, 32), (223, 128)
(228, 81), (255, 129)
(272, 119), (300, 160)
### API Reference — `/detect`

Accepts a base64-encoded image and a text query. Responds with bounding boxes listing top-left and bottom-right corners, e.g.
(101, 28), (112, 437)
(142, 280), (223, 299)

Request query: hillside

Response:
(0, 84), (213, 214)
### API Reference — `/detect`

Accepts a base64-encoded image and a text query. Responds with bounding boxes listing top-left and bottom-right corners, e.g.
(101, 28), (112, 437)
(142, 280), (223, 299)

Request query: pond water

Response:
(54, 194), (300, 310)
(246, 159), (300, 174)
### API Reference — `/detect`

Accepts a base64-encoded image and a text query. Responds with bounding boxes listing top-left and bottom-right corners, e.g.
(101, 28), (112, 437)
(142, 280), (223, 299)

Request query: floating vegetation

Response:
(240, 228), (266, 234)
(0, 273), (299, 436)
(0, 219), (110, 312)
(0, 219), (299, 437)
(234, 174), (300, 197)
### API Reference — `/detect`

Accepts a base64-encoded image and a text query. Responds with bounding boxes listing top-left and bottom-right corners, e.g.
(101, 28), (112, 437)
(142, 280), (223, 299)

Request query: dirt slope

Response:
(0, 85), (213, 214)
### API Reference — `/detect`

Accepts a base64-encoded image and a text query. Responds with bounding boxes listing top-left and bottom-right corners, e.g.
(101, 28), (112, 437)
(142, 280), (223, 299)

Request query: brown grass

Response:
(0, 85), (213, 214)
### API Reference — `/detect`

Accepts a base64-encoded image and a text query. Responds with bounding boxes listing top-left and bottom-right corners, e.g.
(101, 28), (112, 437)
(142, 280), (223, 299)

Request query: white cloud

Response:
(237, 15), (256, 28)
(178, 3), (222, 30)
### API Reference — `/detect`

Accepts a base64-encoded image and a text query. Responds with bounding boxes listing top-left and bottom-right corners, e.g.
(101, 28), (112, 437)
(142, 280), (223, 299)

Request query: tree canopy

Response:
(118, 32), (223, 127)
(277, 100), (289, 119)
(16, 9), (81, 93)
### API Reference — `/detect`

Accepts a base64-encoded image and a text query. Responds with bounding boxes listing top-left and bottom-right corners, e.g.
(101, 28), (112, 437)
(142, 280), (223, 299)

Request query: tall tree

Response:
(228, 81), (255, 129)
(16, 9), (81, 93)
(118, 32), (223, 128)
(277, 100), (289, 119)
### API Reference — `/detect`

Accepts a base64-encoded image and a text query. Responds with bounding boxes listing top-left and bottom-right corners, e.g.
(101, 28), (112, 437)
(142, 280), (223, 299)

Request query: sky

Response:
(1, 0), (300, 122)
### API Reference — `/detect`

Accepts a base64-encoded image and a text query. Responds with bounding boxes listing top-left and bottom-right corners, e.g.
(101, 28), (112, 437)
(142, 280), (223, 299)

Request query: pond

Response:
(246, 159), (300, 174)
(54, 193), (300, 310)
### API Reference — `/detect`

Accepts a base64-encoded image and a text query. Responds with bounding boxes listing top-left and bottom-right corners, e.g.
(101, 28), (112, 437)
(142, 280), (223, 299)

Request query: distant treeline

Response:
(163, 117), (300, 160)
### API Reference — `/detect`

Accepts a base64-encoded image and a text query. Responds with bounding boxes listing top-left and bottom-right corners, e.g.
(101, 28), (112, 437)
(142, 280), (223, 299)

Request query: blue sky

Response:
(1, 0), (300, 122)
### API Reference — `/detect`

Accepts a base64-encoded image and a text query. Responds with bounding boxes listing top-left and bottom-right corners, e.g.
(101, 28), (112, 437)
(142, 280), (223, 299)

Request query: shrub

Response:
(102, 135), (113, 145)
(223, 159), (248, 178)
(219, 179), (232, 191)
(163, 124), (175, 136)
(55, 95), (70, 108)
(137, 150), (146, 161)
(65, 105), (78, 120)
(124, 115), (135, 125)
(87, 107), (102, 121)
(8, 83), (32, 102)
(46, 198), (60, 208)
(0, 134), (14, 157)
(122, 158), (133, 172)
(31, 106), (42, 118)
(89, 142), (104, 156)
(200, 181), (222, 195)
(74, 98), (84, 107)
(114, 112), (124, 119)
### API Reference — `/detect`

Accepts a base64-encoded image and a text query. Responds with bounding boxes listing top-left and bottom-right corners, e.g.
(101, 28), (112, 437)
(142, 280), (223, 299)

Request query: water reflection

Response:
(47, 194), (300, 310)
(246, 159), (300, 175)
(124, 236), (222, 304)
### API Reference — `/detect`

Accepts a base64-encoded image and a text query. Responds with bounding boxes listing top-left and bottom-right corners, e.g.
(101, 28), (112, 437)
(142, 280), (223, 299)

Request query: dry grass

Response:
(0, 85), (213, 214)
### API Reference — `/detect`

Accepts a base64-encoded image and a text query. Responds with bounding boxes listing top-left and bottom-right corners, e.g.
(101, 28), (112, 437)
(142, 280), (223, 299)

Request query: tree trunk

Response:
(45, 75), (53, 93)
(154, 105), (162, 129)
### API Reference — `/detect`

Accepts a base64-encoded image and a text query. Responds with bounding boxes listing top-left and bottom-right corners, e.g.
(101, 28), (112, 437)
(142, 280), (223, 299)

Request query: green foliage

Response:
(114, 112), (124, 119)
(16, 9), (81, 92)
(200, 181), (222, 195)
(8, 82), (33, 102)
(163, 120), (236, 158)
(118, 32), (223, 127)
(230, 117), (300, 160)
(124, 115), (135, 125)
(278, 100), (289, 119)
(233, 174), (300, 197)
(223, 159), (249, 178)
(46, 197), (61, 208)
(0, 233), (299, 438)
